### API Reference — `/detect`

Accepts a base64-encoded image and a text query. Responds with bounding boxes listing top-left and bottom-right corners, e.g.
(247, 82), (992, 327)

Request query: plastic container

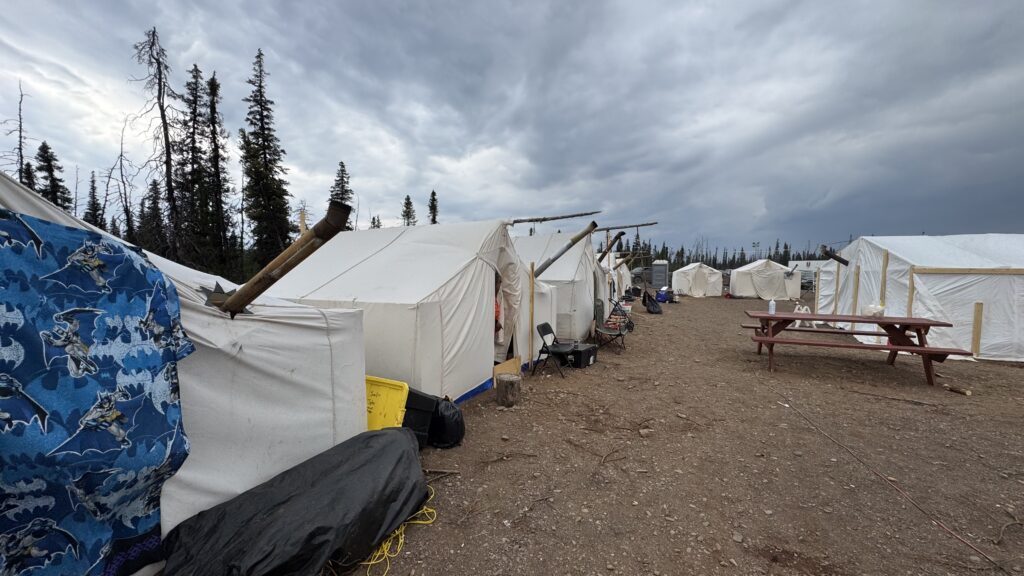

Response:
(402, 388), (439, 449)
(768, 299), (776, 315)
(365, 376), (409, 431)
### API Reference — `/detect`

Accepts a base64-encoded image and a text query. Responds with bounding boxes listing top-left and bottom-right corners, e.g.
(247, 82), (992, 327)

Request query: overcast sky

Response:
(2, 1), (1022, 256)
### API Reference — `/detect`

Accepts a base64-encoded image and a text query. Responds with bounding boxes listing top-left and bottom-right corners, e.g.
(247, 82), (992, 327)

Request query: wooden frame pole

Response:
(832, 264), (842, 315)
(879, 250), (889, 307)
(528, 262), (535, 370)
(906, 267), (916, 316)
(813, 268), (821, 314)
(851, 264), (861, 329)
(971, 301), (984, 357)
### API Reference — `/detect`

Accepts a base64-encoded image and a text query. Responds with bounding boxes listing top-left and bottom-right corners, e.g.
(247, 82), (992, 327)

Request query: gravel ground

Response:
(388, 295), (1024, 576)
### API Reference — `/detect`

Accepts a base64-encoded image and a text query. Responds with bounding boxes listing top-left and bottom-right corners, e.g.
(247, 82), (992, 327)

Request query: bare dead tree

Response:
(1, 81), (30, 180)
(132, 27), (179, 258)
(104, 120), (138, 241)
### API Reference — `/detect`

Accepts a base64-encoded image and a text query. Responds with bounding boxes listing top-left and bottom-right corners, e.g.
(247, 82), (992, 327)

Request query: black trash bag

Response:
(163, 428), (426, 576)
(643, 292), (663, 314)
(428, 397), (465, 449)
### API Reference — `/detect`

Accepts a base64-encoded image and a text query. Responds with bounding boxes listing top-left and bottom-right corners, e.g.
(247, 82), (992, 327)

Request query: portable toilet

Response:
(651, 260), (669, 288)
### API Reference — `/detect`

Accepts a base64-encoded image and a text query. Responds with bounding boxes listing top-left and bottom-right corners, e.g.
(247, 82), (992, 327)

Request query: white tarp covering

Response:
(672, 262), (723, 297)
(824, 235), (1024, 361)
(815, 259), (838, 313)
(513, 232), (609, 341)
(269, 220), (535, 401)
(729, 259), (801, 300)
(0, 173), (367, 536)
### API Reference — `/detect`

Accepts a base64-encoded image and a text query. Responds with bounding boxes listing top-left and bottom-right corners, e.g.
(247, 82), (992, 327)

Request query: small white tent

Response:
(729, 259), (801, 300)
(672, 263), (723, 297)
(820, 235), (1024, 361)
(269, 220), (537, 401)
(0, 173), (367, 549)
(513, 232), (609, 341)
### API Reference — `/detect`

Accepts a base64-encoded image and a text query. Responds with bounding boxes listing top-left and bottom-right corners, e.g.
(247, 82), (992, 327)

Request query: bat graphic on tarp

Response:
(0, 373), (48, 432)
(0, 517), (80, 576)
(0, 304), (25, 331)
(48, 389), (169, 457)
(0, 209), (44, 258)
(40, 307), (103, 378)
(41, 240), (124, 294)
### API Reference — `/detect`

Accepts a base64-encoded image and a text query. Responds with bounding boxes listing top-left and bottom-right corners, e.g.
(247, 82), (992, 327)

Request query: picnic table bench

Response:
(744, 311), (972, 386)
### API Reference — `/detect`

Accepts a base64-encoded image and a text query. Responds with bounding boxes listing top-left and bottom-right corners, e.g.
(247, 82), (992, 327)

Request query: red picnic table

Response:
(743, 311), (972, 386)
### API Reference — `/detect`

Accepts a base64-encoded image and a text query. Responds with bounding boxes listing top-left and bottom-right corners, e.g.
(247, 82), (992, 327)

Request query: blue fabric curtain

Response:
(0, 209), (193, 575)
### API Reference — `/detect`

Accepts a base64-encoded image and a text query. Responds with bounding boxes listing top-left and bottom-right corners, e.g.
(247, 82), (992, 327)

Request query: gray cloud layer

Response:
(2, 0), (1022, 254)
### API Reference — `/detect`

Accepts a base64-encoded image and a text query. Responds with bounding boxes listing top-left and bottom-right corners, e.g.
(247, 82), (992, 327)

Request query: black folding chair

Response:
(593, 299), (627, 351)
(532, 322), (574, 378)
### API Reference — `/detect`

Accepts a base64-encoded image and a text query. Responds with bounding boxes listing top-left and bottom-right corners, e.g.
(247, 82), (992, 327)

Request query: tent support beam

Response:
(529, 262), (535, 371)
(972, 301), (984, 357)
(593, 222), (657, 232)
(912, 267), (1024, 275)
(851, 264), (861, 330)
(813, 269), (821, 314)
(907, 267), (916, 316)
(880, 250), (889, 307)
(833, 265), (842, 315)
(510, 211), (600, 225)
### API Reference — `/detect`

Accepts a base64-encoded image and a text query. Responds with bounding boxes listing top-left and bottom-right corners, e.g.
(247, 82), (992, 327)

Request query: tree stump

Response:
(496, 373), (521, 407)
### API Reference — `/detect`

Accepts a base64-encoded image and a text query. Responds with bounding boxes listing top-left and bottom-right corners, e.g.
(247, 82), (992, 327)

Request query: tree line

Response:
(600, 233), (823, 272)
(5, 27), (442, 282)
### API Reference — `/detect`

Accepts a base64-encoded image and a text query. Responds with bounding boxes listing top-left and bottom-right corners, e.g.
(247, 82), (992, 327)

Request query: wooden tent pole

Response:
(971, 301), (984, 357)
(813, 268), (821, 314)
(833, 264), (842, 315)
(906, 267), (916, 316)
(851, 264), (861, 330)
(879, 250), (889, 307)
(528, 262), (535, 371)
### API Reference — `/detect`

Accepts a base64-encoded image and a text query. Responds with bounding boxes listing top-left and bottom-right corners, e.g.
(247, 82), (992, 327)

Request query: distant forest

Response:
(598, 232), (824, 272)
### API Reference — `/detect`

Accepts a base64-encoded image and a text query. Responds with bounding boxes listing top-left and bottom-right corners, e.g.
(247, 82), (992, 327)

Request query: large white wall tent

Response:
(672, 263), (723, 297)
(0, 173), (367, 538)
(819, 235), (1024, 361)
(513, 233), (610, 341)
(729, 259), (801, 300)
(269, 220), (533, 401)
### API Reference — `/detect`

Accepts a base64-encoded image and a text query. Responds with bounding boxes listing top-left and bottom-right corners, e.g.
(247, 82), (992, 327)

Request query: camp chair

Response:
(594, 300), (627, 351)
(532, 322), (574, 378)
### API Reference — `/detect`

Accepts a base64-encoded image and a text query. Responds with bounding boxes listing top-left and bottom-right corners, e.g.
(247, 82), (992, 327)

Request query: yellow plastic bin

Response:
(366, 376), (409, 430)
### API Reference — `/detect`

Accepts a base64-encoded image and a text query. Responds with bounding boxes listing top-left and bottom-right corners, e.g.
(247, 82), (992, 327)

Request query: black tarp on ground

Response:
(162, 428), (426, 576)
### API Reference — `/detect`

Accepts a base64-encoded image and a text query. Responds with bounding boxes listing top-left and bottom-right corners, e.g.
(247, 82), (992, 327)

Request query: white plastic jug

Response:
(768, 299), (776, 315)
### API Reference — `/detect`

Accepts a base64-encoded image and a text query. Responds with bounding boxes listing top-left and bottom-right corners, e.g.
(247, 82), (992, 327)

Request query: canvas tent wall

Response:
(513, 232), (609, 341)
(672, 262), (723, 297)
(729, 259), (801, 300)
(0, 173), (367, 537)
(821, 234), (1024, 361)
(268, 220), (535, 401)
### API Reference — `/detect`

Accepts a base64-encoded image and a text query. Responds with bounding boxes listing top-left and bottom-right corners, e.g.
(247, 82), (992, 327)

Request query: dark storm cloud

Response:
(2, 1), (1022, 253)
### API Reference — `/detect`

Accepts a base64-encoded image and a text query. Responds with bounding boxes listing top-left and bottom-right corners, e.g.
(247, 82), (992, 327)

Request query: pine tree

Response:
(34, 141), (72, 210)
(174, 63), (209, 264)
(134, 27), (180, 258)
(136, 179), (166, 253)
(239, 49), (295, 267)
(327, 161), (354, 230)
(205, 72), (232, 274)
(109, 216), (122, 238)
(82, 171), (105, 229)
(400, 195), (417, 226)
(370, 215), (382, 229)
(428, 190), (438, 224)
(21, 162), (35, 191)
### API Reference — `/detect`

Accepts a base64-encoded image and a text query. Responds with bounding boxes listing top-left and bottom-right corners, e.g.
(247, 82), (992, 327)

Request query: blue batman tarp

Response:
(0, 208), (193, 576)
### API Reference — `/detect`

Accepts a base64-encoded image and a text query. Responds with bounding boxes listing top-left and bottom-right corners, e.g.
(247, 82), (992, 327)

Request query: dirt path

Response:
(396, 296), (1024, 576)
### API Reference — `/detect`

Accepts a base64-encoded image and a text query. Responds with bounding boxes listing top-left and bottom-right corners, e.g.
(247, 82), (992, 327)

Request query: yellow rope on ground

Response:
(361, 485), (436, 576)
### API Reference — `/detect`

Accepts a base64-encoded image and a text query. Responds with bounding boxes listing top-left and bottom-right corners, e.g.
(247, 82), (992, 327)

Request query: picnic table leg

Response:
(881, 323), (915, 365)
(921, 354), (936, 386)
(768, 343), (775, 371)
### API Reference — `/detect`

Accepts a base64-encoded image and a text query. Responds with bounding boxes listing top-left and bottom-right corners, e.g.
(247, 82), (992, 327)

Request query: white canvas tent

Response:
(672, 262), (723, 297)
(513, 232), (609, 341)
(729, 259), (801, 300)
(0, 173), (367, 568)
(818, 235), (1024, 361)
(268, 220), (541, 401)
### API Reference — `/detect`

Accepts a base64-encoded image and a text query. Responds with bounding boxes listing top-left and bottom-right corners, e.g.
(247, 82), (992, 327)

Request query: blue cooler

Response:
(656, 289), (671, 303)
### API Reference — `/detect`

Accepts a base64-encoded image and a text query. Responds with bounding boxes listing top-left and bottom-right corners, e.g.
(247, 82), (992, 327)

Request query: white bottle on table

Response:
(768, 299), (776, 315)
